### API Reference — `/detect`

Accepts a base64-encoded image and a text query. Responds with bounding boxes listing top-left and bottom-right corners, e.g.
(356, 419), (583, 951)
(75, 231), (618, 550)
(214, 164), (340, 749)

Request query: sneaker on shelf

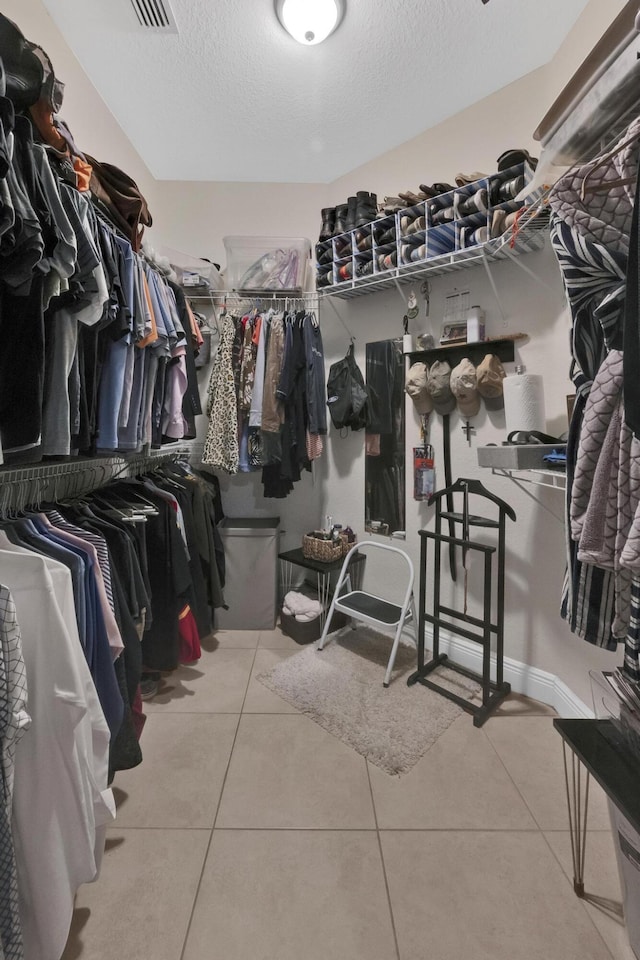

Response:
(381, 197), (405, 215)
(356, 260), (374, 277)
(496, 148), (537, 172)
(421, 182), (455, 197)
(491, 208), (507, 239)
(457, 188), (488, 217)
(377, 226), (396, 245)
(406, 216), (426, 235)
(454, 171), (487, 187)
(431, 205), (454, 226)
(398, 190), (429, 205)
(498, 175), (525, 202)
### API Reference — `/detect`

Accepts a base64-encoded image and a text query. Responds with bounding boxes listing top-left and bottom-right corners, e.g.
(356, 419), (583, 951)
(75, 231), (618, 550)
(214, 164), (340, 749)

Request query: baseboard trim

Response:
(428, 631), (594, 719)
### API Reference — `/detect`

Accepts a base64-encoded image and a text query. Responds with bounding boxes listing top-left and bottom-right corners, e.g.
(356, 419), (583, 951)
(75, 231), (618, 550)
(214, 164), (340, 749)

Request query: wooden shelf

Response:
(408, 334), (527, 367)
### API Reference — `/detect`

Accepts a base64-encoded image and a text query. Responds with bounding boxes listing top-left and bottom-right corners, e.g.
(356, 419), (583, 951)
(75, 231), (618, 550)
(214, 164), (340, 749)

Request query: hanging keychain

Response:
(413, 443), (435, 501)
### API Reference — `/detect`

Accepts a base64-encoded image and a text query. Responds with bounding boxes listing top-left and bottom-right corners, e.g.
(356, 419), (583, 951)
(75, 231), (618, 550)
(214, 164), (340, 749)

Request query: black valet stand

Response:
(407, 478), (516, 727)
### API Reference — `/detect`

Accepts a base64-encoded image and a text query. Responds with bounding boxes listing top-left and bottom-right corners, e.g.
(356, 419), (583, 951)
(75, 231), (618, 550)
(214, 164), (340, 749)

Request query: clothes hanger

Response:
(428, 477), (516, 521)
(84, 490), (150, 523)
(91, 481), (159, 515)
(110, 482), (161, 514)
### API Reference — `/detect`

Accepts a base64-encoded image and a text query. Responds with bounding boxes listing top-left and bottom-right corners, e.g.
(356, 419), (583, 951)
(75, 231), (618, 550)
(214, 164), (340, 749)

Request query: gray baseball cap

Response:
(426, 360), (456, 415)
(450, 358), (480, 417)
(405, 362), (433, 415)
(476, 353), (506, 409)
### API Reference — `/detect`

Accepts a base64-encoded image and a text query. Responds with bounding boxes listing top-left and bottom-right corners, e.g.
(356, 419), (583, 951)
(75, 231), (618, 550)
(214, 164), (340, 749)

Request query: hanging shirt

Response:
(203, 314), (240, 474)
(249, 310), (270, 428)
(0, 548), (114, 960)
(0, 584), (29, 960)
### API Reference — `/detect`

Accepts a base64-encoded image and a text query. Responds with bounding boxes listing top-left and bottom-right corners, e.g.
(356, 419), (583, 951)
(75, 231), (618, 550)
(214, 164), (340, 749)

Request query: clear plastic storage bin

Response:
(223, 236), (311, 293)
(159, 246), (224, 294)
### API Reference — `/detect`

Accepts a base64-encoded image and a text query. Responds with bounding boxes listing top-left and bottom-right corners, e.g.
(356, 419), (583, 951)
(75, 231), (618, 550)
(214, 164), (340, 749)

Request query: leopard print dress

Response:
(203, 313), (239, 473)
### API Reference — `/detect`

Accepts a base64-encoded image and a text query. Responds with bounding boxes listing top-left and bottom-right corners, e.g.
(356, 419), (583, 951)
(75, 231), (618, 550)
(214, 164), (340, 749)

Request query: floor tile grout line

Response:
(482, 721), (621, 959)
(481, 723), (552, 833)
(365, 760), (402, 960)
(177, 642), (260, 960)
(103, 824), (613, 833)
(146, 709), (299, 713)
(538, 829), (620, 960)
(108, 825), (589, 834)
(190, 825), (545, 832)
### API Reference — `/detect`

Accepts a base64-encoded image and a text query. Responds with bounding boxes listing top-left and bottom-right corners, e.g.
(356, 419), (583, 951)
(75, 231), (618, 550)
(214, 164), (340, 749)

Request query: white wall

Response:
(314, 0), (629, 706)
(9, 0), (629, 706)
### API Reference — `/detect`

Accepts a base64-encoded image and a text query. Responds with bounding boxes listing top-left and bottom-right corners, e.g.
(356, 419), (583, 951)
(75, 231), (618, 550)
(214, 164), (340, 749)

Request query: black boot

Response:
(319, 207), (335, 242)
(333, 203), (348, 236)
(355, 191), (378, 227)
(344, 196), (358, 233)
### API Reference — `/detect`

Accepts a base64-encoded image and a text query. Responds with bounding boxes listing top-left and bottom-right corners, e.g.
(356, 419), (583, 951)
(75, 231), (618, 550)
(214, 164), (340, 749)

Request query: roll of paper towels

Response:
(503, 372), (545, 435)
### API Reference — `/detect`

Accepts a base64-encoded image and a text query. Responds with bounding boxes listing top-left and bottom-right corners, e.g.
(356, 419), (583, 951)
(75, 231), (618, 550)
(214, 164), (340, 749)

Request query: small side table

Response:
(553, 718), (640, 897)
(278, 547), (366, 629)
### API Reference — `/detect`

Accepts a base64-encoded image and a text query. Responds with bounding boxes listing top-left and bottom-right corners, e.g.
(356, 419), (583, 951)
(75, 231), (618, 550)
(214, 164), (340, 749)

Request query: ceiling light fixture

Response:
(275, 0), (345, 45)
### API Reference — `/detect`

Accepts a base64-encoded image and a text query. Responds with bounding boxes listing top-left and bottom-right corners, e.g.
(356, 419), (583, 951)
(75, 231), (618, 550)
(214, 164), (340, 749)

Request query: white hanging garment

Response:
(0, 546), (115, 960)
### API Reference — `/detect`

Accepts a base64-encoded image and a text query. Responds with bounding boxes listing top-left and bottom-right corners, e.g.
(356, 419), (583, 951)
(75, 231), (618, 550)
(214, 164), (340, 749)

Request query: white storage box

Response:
(224, 236), (311, 293)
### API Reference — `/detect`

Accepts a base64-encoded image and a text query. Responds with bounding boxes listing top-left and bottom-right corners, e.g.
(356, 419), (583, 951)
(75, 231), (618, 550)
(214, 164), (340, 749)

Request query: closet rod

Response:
(0, 447), (195, 516)
(0, 447), (194, 486)
(216, 290), (319, 304)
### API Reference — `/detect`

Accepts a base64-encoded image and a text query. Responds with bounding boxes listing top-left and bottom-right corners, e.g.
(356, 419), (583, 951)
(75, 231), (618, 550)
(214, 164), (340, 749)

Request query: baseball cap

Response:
(426, 360), (456, 415)
(450, 358), (480, 418)
(405, 362), (433, 415)
(476, 354), (506, 410)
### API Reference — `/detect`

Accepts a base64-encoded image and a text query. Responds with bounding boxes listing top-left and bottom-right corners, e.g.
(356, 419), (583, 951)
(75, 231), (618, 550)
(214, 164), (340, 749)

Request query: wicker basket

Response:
(340, 532), (357, 557)
(302, 533), (342, 563)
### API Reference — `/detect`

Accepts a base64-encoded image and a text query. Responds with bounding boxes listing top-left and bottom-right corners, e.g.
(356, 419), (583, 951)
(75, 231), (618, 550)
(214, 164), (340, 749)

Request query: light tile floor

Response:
(62, 627), (637, 960)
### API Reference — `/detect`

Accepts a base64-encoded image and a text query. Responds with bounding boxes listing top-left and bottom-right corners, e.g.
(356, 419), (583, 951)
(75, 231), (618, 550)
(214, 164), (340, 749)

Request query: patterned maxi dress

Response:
(203, 313), (240, 474)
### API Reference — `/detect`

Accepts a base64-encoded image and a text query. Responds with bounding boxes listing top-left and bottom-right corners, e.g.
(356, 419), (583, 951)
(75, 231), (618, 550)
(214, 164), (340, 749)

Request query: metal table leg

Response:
(562, 740), (590, 897)
(317, 571), (331, 630)
(280, 560), (294, 602)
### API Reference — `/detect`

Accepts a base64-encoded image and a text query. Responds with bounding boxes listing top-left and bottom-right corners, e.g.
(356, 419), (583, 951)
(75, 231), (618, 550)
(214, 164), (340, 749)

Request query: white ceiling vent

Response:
(130, 0), (178, 32)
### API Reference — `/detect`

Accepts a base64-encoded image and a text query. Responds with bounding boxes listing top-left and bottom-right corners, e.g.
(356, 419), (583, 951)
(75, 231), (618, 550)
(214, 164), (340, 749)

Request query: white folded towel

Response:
(283, 590), (323, 622)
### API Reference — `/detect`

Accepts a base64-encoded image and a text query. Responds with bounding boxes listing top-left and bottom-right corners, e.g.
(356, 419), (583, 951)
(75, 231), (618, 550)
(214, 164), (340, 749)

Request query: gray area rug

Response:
(258, 627), (480, 776)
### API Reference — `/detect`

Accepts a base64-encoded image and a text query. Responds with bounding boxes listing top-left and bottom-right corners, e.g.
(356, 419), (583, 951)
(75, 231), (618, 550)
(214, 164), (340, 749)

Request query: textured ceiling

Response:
(41, 0), (589, 183)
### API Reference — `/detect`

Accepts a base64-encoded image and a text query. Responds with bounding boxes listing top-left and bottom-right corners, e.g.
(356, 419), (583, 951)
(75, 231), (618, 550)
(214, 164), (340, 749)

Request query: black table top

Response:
(278, 547), (364, 575)
(554, 719), (640, 833)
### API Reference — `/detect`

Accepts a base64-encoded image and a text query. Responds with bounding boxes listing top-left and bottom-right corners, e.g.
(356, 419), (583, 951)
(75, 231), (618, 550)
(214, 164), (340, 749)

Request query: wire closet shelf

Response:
(0, 446), (199, 517)
(316, 202), (552, 300)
